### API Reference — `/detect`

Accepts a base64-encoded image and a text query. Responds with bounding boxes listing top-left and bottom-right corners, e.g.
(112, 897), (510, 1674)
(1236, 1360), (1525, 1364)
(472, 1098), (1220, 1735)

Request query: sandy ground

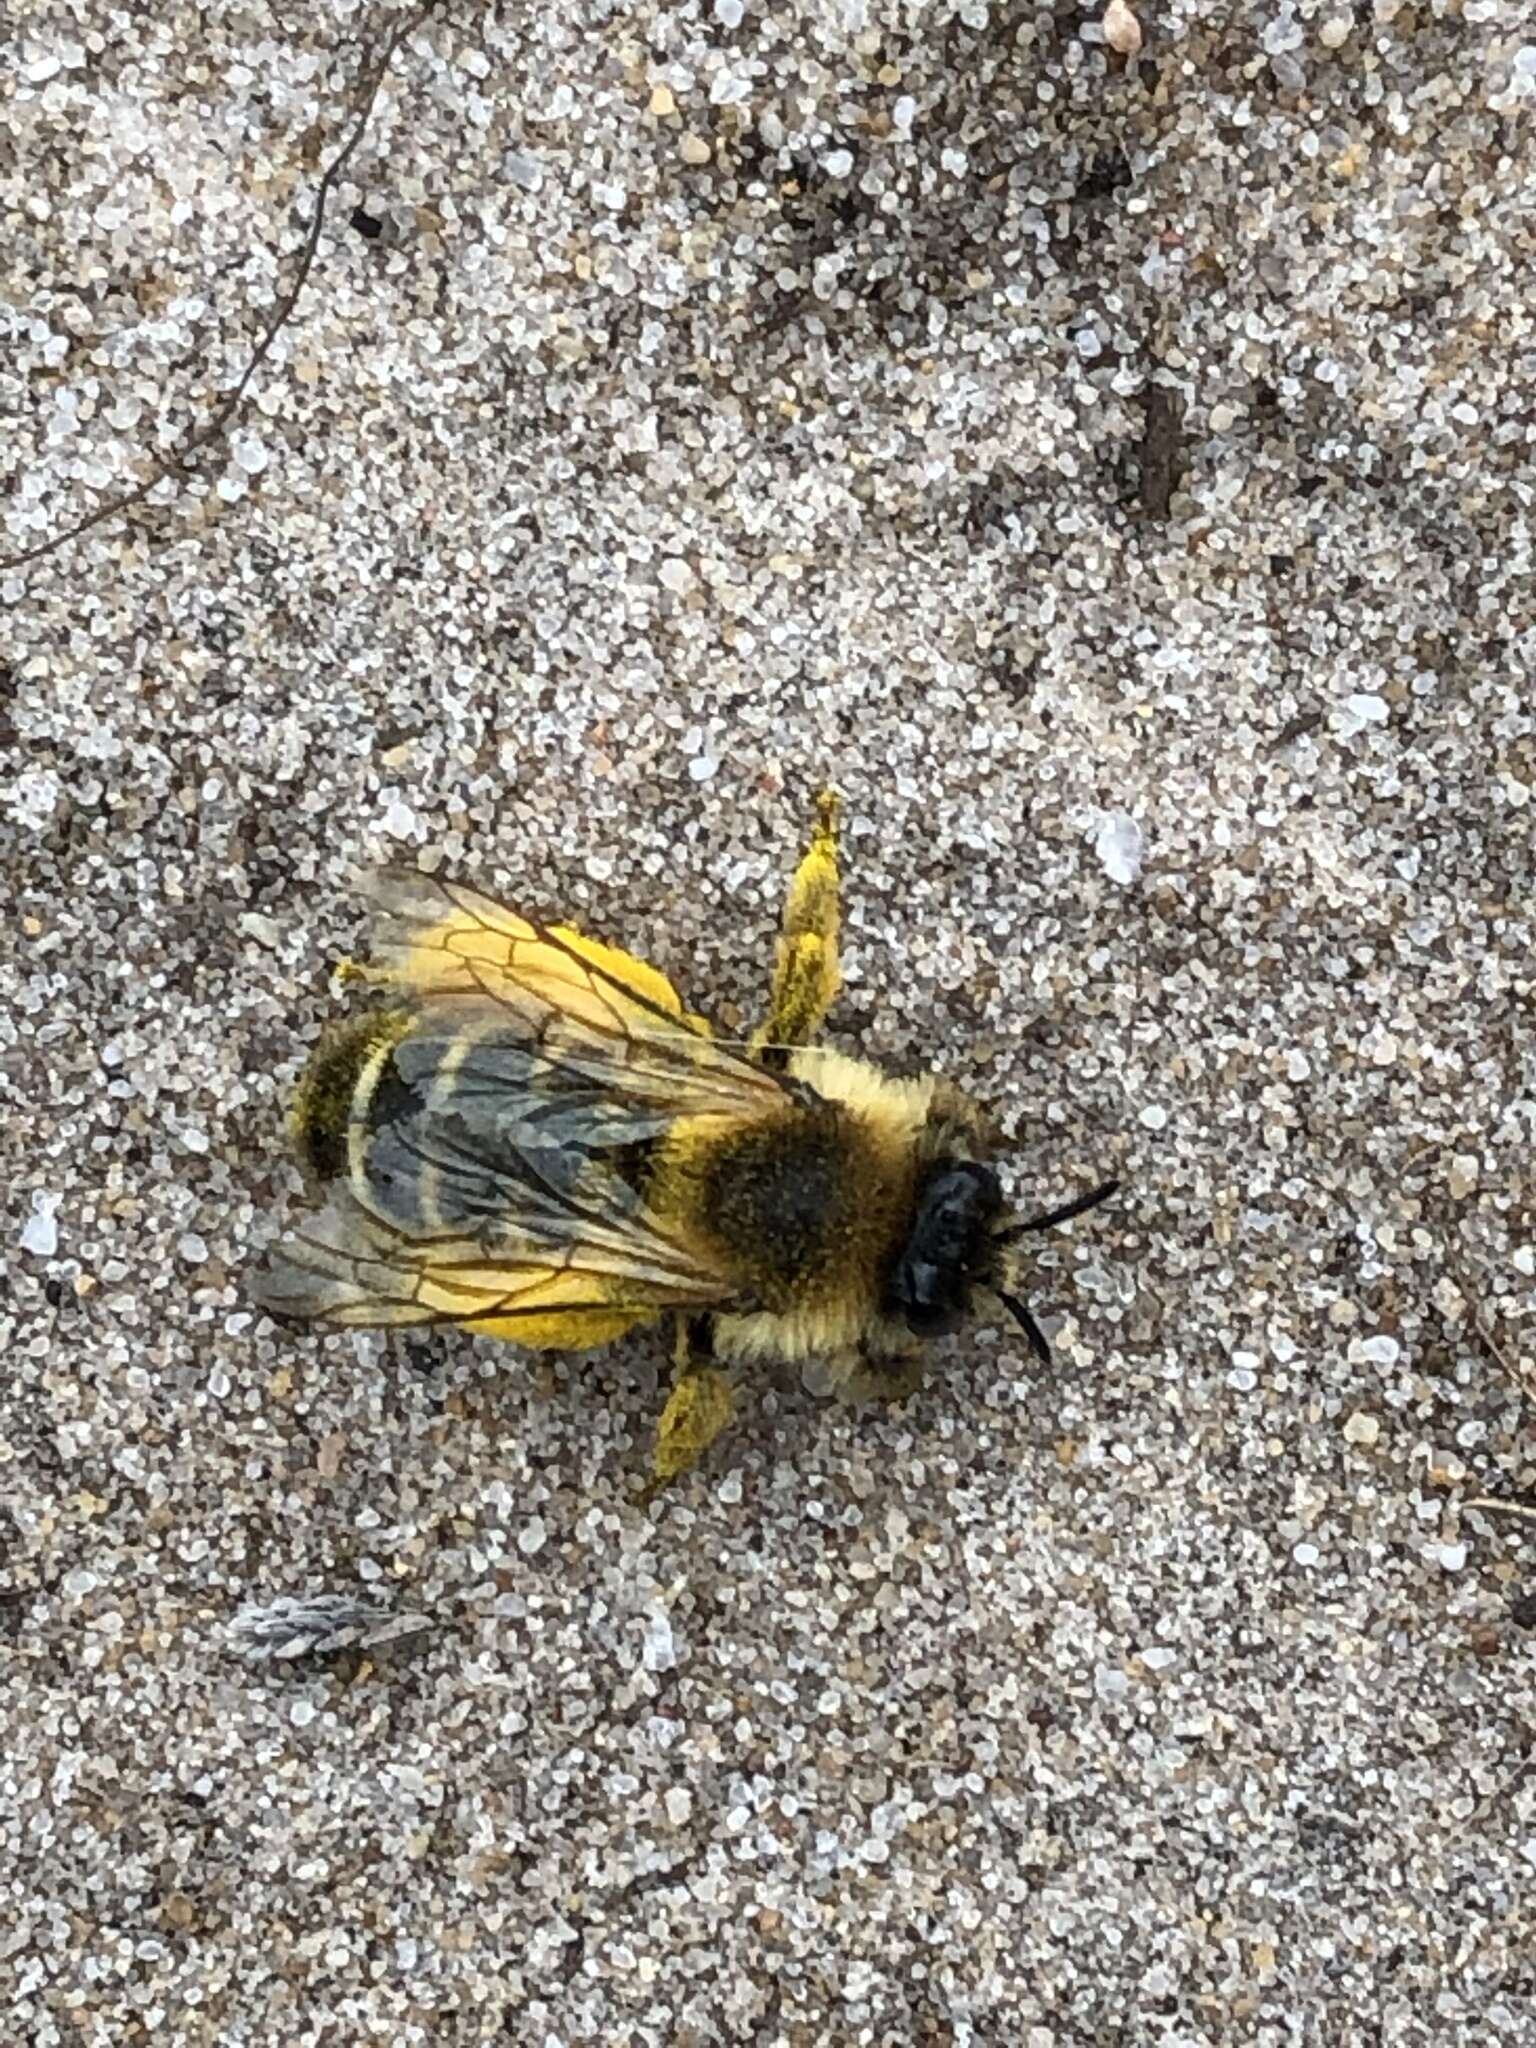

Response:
(4, 2), (1536, 2042)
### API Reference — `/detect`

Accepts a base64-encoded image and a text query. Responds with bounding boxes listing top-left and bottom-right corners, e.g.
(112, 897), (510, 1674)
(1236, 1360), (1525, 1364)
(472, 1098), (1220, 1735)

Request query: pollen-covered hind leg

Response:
(643, 1318), (736, 1498)
(751, 788), (842, 1063)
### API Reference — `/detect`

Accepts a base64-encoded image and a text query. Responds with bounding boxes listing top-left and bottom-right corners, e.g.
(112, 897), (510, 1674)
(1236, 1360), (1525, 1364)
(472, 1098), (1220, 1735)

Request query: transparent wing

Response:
(253, 872), (791, 1331)
(252, 1180), (730, 1329)
(356, 868), (790, 1110)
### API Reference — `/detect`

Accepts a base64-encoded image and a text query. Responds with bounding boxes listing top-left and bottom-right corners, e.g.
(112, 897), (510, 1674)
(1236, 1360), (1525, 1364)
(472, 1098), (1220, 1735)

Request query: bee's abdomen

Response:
(289, 1010), (412, 1185)
(334, 1020), (642, 1235)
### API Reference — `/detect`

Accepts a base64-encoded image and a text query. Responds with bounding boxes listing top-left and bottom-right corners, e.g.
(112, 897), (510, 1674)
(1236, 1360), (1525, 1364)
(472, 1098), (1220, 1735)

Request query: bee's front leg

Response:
(642, 1315), (736, 1499)
(751, 788), (842, 1064)
(844, 1345), (926, 1405)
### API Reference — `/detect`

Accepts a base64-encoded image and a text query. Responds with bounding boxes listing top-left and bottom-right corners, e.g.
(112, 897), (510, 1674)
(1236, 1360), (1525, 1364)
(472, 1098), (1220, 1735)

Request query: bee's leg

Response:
(333, 956), (389, 988)
(644, 1316), (735, 1497)
(751, 788), (842, 1064)
(844, 1347), (925, 1406)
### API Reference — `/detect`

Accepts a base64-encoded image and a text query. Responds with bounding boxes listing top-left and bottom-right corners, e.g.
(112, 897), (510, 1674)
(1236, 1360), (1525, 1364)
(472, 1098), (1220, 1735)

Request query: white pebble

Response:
(1343, 1411), (1381, 1446)
(1138, 1103), (1168, 1131)
(1437, 1542), (1467, 1572)
(1092, 812), (1144, 886)
(239, 910), (284, 949)
(20, 1192), (59, 1257)
(1293, 1542), (1320, 1567)
(1103, 0), (1143, 56)
(1336, 692), (1389, 737)
(1356, 1334), (1401, 1367)
(843, 1961), (876, 2000)
(503, 150), (543, 191)
(518, 1516), (547, 1556)
(665, 1786), (693, 1825)
(642, 1609), (676, 1672)
(687, 755), (719, 783)
(8, 768), (61, 831)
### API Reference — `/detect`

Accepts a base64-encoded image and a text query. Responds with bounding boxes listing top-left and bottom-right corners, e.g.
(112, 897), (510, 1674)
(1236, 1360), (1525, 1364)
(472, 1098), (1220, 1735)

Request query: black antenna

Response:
(998, 1292), (1053, 1364)
(993, 1178), (1120, 1245)
(991, 1179), (1120, 1364)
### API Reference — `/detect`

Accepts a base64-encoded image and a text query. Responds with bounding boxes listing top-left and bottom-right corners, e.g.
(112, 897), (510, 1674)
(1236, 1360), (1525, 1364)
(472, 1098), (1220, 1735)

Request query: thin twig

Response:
(0, 8), (428, 576)
(1458, 1753), (1536, 1837)
(1465, 1498), (1536, 1524)
(1448, 1251), (1535, 1400)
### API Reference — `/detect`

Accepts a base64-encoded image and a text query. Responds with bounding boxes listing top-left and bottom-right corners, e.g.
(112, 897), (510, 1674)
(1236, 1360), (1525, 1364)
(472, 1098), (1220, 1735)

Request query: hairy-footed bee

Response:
(252, 793), (1117, 1490)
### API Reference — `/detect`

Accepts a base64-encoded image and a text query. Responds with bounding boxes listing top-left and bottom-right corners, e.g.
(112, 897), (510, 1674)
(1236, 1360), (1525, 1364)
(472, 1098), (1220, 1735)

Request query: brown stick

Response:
(1449, 1252), (1536, 1401)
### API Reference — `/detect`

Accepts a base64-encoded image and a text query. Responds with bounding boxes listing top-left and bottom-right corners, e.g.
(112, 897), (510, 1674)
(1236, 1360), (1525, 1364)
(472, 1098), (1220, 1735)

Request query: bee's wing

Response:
(252, 1177), (730, 1330)
(361, 867), (714, 1028)
(253, 872), (789, 1332)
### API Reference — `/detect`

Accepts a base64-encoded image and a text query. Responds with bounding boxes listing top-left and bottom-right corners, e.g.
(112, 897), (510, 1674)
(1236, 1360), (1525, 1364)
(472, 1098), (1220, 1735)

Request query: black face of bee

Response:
(886, 1161), (1004, 1338)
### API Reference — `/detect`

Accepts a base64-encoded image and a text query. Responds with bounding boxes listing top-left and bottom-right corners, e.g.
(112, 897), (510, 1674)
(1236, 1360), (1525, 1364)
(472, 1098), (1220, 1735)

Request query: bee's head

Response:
(885, 1160), (1004, 1341)
(886, 1160), (1119, 1360)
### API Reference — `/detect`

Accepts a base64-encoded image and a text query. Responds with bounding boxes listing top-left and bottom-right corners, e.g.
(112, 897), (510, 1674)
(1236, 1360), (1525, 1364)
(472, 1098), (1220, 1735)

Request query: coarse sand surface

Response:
(4, 4), (1535, 2042)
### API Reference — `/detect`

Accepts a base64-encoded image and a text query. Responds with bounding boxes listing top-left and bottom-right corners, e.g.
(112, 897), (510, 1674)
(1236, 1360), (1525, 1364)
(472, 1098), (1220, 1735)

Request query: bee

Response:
(252, 792), (1117, 1490)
